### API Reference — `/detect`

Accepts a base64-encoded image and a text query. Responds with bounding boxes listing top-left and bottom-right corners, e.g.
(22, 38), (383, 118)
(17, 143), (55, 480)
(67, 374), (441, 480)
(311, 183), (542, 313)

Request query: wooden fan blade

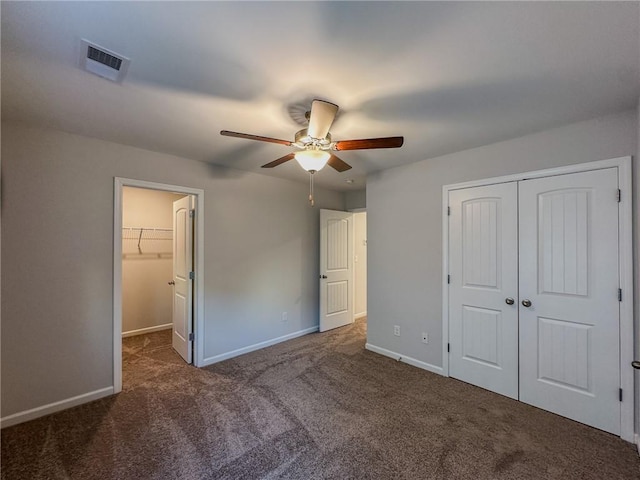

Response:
(307, 100), (338, 139)
(221, 130), (292, 146)
(333, 136), (404, 151)
(327, 154), (352, 172)
(261, 153), (295, 168)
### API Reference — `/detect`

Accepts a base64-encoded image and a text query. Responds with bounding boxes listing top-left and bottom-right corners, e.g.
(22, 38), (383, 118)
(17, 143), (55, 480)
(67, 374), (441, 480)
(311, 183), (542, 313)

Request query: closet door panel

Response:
(518, 168), (620, 435)
(449, 182), (519, 399)
(172, 195), (194, 364)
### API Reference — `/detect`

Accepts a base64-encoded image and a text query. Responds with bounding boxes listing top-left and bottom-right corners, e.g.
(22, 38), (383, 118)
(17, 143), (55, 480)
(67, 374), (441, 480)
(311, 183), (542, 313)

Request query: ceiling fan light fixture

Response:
(294, 150), (330, 172)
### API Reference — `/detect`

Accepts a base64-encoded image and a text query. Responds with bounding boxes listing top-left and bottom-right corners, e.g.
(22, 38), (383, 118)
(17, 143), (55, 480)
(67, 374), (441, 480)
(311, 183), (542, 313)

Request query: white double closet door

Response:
(448, 167), (621, 435)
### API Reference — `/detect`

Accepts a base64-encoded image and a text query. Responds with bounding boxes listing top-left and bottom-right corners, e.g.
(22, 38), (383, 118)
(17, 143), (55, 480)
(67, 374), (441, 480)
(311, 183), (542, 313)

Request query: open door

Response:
(319, 209), (353, 332)
(172, 195), (194, 363)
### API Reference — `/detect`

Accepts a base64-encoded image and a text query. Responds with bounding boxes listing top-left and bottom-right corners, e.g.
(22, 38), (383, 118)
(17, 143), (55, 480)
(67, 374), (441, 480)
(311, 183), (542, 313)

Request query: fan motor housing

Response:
(295, 128), (332, 148)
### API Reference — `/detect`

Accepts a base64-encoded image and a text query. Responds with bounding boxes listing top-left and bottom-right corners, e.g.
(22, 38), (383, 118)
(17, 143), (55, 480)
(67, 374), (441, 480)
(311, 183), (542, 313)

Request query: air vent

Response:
(87, 45), (123, 71)
(79, 39), (130, 83)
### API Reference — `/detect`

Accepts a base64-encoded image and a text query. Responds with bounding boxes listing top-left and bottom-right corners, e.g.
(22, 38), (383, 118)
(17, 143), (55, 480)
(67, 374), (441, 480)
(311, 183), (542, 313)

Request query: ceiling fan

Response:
(220, 99), (404, 205)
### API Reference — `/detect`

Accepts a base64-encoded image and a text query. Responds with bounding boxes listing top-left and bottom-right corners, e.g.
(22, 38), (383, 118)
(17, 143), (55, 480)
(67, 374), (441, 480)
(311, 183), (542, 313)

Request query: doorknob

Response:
(168, 281), (175, 286)
(320, 275), (327, 279)
(505, 297), (515, 305)
(521, 299), (532, 307)
(632, 361), (640, 370)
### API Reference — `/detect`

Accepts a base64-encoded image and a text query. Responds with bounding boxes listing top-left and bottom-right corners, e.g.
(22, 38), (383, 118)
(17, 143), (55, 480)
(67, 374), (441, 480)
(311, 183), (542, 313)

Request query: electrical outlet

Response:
(422, 332), (429, 344)
(282, 312), (288, 322)
(394, 325), (401, 336)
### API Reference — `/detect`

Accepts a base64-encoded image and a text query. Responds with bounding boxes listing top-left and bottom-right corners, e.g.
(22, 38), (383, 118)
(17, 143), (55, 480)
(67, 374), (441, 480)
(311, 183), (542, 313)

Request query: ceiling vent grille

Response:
(87, 45), (123, 71)
(79, 39), (130, 83)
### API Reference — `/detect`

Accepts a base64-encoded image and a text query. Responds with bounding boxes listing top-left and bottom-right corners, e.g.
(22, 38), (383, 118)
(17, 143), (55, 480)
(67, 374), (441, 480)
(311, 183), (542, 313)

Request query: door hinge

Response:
(619, 388), (623, 402)
(447, 206), (451, 216)
(188, 332), (194, 342)
(447, 274), (450, 284)
(189, 209), (195, 218)
(189, 271), (195, 280)
(617, 189), (621, 203)
(618, 288), (622, 302)
(447, 343), (450, 353)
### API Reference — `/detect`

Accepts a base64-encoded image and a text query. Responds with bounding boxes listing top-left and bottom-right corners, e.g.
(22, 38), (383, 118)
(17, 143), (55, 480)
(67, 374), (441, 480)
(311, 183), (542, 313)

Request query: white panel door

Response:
(449, 183), (519, 399)
(320, 209), (353, 332)
(172, 196), (193, 363)
(519, 168), (620, 435)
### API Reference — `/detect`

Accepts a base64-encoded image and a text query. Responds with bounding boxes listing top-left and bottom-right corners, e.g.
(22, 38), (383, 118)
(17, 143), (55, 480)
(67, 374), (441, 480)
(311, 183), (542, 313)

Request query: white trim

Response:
(122, 323), (172, 338)
(114, 180), (123, 392)
(354, 311), (367, 320)
(442, 186), (450, 376)
(441, 156), (634, 443)
(201, 326), (318, 367)
(0, 387), (113, 429)
(114, 177), (205, 395)
(352, 212), (357, 327)
(444, 156), (631, 191)
(365, 343), (444, 376)
(617, 158), (634, 443)
(634, 434), (640, 456)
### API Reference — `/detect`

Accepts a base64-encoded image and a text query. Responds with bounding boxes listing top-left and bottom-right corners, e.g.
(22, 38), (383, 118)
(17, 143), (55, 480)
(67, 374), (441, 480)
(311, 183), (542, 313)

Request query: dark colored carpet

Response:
(2, 318), (639, 479)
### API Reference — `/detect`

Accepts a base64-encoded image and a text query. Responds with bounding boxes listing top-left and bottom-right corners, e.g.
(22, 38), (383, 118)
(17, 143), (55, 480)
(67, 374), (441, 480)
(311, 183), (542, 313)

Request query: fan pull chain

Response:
(309, 171), (315, 207)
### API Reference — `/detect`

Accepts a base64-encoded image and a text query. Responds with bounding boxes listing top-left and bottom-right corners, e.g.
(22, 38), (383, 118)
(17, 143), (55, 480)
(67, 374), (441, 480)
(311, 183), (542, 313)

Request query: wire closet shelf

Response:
(122, 227), (173, 257)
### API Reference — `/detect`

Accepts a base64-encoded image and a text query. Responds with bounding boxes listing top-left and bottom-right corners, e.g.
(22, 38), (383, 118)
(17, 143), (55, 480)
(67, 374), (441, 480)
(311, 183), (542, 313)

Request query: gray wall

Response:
(1, 123), (344, 418)
(344, 189), (366, 211)
(367, 110), (638, 372)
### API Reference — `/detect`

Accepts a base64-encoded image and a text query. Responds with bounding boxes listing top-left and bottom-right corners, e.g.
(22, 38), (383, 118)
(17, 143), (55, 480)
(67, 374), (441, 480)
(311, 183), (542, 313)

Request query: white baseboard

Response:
(365, 343), (445, 376)
(1, 386), (114, 429)
(635, 434), (640, 455)
(122, 323), (172, 338)
(201, 326), (319, 367)
(354, 311), (367, 319)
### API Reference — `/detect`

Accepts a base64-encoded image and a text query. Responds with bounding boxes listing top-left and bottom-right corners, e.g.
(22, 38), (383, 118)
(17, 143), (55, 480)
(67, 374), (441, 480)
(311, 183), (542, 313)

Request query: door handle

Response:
(320, 275), (327, 279)
(521, 299), (532, 308)
(168, 281), (175, 286)
(505, 297), (515, 305)
(632, 361), (640, 370)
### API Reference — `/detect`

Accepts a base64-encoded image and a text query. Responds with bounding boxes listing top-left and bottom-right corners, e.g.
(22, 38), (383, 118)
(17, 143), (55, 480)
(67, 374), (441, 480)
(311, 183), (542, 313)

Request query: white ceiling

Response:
(2, 2), (639, 191)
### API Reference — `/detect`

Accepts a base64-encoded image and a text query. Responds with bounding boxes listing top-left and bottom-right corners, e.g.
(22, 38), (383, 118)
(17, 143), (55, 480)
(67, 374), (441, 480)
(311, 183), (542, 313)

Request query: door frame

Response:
(349, 208), (367, 321)
(441, 156), (633, 442)
(113, 177), (205, 393)
(319, 209), (355, 332)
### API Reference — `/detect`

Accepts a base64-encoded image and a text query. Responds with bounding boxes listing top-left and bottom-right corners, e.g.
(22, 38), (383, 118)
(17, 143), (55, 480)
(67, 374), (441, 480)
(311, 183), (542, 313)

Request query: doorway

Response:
(113, 178), (205, 394)
(442, 157), (634, 441)
(353, 212), (367, 320)
(319, 209), (367, 332)
(121, 187), (186, 339)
